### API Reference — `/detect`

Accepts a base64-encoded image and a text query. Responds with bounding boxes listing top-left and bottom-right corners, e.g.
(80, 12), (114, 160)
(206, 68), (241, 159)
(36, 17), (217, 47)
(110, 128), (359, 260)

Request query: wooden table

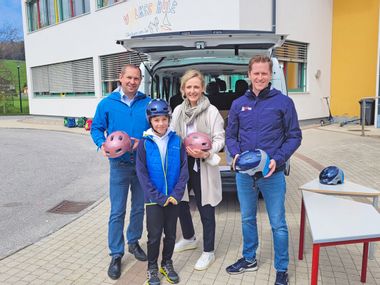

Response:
(299, 179), (380, 259)
(298, 191), (380, 284)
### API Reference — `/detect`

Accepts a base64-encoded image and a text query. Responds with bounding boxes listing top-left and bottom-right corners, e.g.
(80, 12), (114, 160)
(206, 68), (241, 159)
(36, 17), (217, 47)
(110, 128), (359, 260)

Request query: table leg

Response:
(361, 242), (369, 283)
(369, 197), (379, 260)
(299, 197), (305, 260)
(311, 244), (320, 285)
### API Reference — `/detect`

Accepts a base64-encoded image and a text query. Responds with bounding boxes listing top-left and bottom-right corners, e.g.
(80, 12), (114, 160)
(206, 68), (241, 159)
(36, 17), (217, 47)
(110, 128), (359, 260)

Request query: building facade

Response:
(330, 0), (380, 125)
(22, 0), (373, 123)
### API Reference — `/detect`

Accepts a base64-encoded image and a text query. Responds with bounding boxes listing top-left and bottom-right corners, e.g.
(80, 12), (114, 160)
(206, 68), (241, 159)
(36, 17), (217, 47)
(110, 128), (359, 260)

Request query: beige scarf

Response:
(173, 95), (210, 137)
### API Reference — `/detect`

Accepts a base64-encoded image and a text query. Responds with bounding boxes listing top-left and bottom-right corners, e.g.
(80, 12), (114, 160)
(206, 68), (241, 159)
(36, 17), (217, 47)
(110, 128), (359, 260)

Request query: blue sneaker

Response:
(275, 271), (289, 285)
(225, 257), (258, 275)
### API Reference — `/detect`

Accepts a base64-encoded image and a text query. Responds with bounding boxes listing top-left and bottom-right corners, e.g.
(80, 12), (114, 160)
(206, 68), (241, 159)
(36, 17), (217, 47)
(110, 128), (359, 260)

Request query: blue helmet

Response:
(319, 166), (344, 185)
(146, 99), (171, 120)
(235, 149), (270, 177)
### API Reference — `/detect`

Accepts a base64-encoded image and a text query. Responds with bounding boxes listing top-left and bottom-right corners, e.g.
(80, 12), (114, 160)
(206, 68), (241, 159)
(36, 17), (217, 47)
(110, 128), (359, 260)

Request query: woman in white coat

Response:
(170, 69), (225, 270)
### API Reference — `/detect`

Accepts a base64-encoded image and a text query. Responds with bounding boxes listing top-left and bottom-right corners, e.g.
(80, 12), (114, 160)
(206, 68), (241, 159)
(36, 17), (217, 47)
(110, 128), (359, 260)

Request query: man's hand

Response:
(186, 146), (209, 159)
(231, 154), (239, 171)
(131, 137), (140, 151)
(101, 144), (108, 158)
(264, 159), (276, 178)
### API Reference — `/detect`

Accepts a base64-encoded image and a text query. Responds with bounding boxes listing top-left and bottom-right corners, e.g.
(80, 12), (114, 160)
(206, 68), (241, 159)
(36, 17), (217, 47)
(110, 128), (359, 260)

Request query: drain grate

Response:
(47, 200), (95, 214)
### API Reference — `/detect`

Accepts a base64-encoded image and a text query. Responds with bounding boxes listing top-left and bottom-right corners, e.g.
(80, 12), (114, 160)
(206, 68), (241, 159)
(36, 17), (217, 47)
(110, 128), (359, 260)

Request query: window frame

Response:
(275, 40), (308, 93)
(26, 0), (90, 32)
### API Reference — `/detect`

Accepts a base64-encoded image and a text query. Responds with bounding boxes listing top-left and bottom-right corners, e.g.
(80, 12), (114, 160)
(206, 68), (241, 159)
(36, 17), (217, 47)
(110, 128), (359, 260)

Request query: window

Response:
(97, 0), (124, 8)
(31, 58), (95, 96)
(275, 41), (308, 92)
(26, 0), (90, 32)
(99, 52), (147, 96)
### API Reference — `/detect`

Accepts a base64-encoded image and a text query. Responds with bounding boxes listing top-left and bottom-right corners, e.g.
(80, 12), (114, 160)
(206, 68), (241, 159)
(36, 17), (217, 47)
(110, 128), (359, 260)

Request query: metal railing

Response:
(360, 96), (380, 136)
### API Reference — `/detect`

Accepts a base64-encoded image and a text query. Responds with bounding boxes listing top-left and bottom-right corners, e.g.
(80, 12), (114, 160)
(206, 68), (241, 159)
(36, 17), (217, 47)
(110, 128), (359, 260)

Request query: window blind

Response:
(31, 57), (94, 95)
(274, 41), (308, 63)
(100, 51), (147, 81)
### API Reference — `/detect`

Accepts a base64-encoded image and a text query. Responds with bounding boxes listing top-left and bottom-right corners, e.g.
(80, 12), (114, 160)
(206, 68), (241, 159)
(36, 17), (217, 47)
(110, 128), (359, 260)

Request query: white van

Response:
(118, 30), (288, 191)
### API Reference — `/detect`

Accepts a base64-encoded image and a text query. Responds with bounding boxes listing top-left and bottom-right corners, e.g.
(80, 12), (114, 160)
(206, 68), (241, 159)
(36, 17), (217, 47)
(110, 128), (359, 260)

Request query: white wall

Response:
(276, 0), (333, 120)
(22, 0), (332, 119)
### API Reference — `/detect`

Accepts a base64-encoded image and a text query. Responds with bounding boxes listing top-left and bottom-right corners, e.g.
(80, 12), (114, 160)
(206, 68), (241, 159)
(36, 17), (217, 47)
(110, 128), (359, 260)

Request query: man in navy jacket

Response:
(225, 55), (302, 285)
(91, 64), (151, 280)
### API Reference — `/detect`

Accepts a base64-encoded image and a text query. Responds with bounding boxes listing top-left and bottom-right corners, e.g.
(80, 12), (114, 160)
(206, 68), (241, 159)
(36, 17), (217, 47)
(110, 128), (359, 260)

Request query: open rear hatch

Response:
(117, 30), (286, 62)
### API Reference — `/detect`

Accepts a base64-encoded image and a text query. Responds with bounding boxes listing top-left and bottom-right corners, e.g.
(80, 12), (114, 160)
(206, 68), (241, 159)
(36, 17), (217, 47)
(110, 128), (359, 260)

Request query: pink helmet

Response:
(184, 132), (212, 151)
(103, 131), (131, 158)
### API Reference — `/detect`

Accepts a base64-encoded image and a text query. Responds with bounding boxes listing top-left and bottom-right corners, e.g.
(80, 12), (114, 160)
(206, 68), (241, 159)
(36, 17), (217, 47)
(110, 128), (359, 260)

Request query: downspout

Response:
(376, 4), (380, 128)
(272, 0), (276, 33)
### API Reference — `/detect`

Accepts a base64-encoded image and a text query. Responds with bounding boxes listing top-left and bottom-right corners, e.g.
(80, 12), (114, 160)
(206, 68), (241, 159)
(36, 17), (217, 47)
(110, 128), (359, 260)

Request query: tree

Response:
(0, 24), (25, 60)
(0, 24), (20, 42)
(0, 61), (16, 96)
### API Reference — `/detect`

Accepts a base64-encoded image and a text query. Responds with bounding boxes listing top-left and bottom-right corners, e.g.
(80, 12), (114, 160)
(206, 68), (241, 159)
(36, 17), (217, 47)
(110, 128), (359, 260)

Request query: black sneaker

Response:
(160, 260), (179, 284)
(146, 266), (160, 285)
(225, 257), (258, 275)
(275, 271), (289, 285)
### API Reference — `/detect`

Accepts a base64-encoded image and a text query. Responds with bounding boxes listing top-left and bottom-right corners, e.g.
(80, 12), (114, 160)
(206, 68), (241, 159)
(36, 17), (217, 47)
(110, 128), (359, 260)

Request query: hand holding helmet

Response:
(235, 149), (271, 177)
(184, 132), (212, 159)
(102, 131), (132, 158)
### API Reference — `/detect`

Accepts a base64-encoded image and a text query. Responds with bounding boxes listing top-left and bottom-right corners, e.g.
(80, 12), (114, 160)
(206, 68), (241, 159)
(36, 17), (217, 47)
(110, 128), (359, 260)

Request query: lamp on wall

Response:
(315, 69), (321, 79)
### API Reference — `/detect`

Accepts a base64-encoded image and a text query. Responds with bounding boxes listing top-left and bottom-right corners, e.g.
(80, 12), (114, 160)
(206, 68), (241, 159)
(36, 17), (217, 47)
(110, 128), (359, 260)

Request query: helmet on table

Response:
(235, 149), (270, 177)
(319, 166), (344, 185)
(184, 132), (212, 151)
(103, 131), (131, 158)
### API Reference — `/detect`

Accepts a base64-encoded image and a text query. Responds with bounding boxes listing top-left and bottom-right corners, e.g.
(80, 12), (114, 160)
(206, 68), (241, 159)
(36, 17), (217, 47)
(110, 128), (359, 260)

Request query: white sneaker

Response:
(174, 237), (197, 253)
(194, 252), (215, 271)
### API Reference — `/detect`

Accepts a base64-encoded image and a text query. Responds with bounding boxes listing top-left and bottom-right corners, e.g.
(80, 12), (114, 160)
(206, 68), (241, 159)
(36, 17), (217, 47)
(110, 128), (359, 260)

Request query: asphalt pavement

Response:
(1, 116), (380, 285)
(0, 125), (108, 259)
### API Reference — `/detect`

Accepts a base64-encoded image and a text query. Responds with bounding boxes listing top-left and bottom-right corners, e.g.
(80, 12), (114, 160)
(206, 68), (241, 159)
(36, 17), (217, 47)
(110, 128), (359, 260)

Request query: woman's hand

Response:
(186, 146), (210, 159)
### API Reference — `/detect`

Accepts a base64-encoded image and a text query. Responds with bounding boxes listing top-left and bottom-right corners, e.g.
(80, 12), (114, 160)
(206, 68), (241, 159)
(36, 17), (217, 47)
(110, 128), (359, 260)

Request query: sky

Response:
(0, 0), (24, 40)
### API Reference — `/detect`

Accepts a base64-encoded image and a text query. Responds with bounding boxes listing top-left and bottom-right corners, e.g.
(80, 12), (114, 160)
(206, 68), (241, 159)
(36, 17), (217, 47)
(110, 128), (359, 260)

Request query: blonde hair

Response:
(248, 55), (273, 74)
(180, 69), (205, 97)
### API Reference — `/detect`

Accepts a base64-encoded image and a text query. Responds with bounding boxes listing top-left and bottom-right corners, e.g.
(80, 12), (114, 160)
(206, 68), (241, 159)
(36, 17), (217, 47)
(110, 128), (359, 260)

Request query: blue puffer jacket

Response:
(136, 130), (189, 206)
(90, 91), (151, 162)
(226, 85), (302, 168)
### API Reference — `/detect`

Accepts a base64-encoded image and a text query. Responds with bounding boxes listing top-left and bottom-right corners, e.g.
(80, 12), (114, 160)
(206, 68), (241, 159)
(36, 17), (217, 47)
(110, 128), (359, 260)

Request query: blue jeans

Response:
(236, 171), (289, 272)
(109, 160), (145, 257)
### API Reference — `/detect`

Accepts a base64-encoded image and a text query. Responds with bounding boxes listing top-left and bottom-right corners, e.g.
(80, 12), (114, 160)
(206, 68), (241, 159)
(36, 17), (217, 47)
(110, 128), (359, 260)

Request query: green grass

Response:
(0, 60), (29, 114)
(1, 59), (27, 89)
(0, 97), (29, 114)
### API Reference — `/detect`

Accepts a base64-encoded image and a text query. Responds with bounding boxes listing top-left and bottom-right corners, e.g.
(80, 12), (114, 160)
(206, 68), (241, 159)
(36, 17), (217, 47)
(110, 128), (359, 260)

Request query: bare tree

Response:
(0, 23), (25, 60)
(0, 24), (20, 42)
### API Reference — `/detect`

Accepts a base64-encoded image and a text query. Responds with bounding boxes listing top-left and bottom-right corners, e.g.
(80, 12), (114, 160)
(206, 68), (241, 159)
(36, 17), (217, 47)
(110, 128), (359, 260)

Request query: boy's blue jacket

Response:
(90, 91), (151, 162)
(226, 85), (302, 168)
(136, 130), (189, 206)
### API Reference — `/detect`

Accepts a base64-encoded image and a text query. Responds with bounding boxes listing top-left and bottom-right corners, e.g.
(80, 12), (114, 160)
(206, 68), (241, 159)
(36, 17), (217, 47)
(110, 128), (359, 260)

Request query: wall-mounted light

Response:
(315, 69), (321, 79)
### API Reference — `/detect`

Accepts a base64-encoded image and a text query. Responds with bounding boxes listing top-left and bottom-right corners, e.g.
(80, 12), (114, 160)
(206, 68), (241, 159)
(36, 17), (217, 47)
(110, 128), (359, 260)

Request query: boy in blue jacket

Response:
(136, 99), (189, 285)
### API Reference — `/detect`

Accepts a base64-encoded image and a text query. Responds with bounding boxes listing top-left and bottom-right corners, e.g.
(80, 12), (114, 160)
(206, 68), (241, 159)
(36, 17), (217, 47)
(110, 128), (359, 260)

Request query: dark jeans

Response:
(146, 204), (179, 268)
(178, 157), (216, 252)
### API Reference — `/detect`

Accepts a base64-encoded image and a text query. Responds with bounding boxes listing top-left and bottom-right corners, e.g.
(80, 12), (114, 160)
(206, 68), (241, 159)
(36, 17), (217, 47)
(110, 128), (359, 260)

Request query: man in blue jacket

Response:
(225, 55), (302, 285)
(91, 64), (151, 280)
